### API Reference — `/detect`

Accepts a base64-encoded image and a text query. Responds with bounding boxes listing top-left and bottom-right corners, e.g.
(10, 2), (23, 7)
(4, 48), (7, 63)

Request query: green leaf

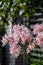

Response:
(2, 0), (9, 2)
(17, 0), (21, 3)
(0, 12), (2, 17)
(31, 64), (36, 65)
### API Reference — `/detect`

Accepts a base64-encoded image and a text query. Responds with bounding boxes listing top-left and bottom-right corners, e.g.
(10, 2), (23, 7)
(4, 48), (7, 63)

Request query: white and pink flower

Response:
(33, 24), (43, 35)
(36, 31), (43, 49)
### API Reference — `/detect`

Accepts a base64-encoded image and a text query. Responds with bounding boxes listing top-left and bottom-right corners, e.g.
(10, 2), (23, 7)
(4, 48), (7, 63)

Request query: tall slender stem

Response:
(23, 45), (26, 65)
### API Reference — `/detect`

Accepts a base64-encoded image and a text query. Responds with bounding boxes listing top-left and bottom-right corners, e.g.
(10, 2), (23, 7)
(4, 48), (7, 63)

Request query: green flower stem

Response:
(22, 45), (30, 65)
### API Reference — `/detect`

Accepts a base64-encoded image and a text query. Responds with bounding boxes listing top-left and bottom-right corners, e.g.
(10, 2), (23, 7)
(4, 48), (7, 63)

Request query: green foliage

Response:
(31, 61), (43, 65)
(0, 12), (3, 17)
(2, 0), (10, 2)
(0, 0), (43, 25)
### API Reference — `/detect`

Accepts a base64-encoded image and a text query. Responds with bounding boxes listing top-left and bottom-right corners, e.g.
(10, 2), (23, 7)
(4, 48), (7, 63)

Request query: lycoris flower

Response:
(33, 23), (43, 50)
(33, 24), (43, 35)
(36, 32), (43, 49)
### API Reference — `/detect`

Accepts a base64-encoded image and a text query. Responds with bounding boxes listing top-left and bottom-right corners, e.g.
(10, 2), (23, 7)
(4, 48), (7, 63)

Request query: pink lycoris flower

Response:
(10, 45), (21, 57)
(13, 24), (32, 45)
(2, 24), (34, 57)
(2, 34), (8, 46)
(26, 42), (36, 53)
(14, 45), (21, 57)
(36, 32), (43, 49)
(33, 24), (43, 35)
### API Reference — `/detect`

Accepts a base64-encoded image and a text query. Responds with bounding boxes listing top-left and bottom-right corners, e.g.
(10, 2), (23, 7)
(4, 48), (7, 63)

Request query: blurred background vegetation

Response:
(0, 0), (43, 65)
(0, 0), (43, 37)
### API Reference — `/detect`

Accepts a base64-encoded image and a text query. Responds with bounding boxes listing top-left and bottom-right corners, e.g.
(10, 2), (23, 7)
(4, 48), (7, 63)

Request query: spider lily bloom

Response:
(10, 45), (21, 57)
(2, 34), (8, 46)
(33, 24), (43, 35)
(26, 43), (36, 53)
(36, 32), (43, 49)
(2, 24), (33, 57)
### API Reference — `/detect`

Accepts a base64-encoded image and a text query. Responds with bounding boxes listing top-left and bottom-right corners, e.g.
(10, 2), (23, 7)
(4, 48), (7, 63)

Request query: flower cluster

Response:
(33, 23), (43, 50)
(33, 24), (43, 35)
(2, 24), (43, 57)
